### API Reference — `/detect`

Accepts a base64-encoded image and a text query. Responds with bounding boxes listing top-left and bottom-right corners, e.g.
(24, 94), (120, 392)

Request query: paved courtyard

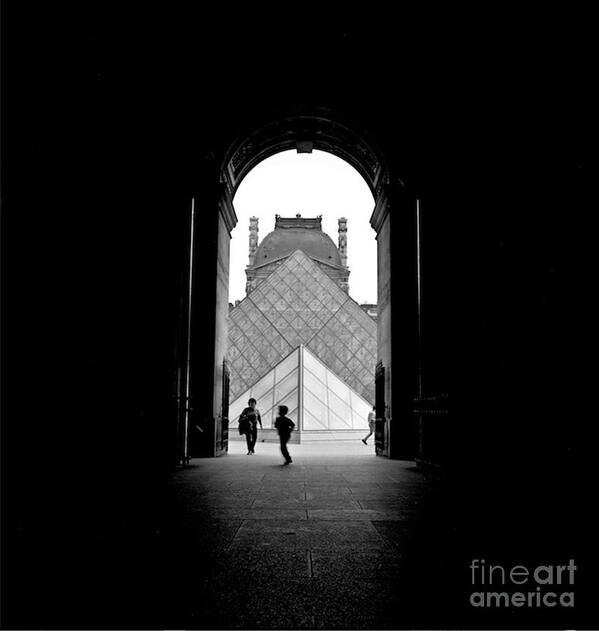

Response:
(132, 440), (454, 629)
(11, 440), (575, 629)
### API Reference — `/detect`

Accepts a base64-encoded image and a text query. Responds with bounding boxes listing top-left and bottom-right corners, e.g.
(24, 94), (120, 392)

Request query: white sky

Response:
(229, 150), (377, 304)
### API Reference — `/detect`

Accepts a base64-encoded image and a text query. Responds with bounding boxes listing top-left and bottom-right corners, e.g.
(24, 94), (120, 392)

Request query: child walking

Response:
(274, 405), (295, 465)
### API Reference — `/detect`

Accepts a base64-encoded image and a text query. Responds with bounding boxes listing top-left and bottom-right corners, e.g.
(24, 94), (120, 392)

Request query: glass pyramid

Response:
(229, 345), (373, 433)
(227, 249), (377, 403)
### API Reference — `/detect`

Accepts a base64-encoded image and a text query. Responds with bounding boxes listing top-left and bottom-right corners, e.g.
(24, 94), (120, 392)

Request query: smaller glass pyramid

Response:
(229, 345), (373, 434)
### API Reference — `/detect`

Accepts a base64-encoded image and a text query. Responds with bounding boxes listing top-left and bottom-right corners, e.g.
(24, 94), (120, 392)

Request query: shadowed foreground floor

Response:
(7, 440), (581, 629)
(133, 441), (453, 629)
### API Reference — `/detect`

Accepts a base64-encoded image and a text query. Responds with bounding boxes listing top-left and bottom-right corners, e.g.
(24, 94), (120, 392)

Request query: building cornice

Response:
(370, 190), (390, 234)
(219, 188), (238, 235)
(247, 251), (349, 273)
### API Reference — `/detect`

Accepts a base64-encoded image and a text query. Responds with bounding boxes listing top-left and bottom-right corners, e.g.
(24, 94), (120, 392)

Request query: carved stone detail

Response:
(248, 217), (259, 266)
(338, 217), (348, 268)
(222, 111), (388, 204)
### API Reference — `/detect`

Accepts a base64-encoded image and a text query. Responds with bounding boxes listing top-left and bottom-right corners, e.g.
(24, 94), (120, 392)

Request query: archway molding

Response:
(186, 107), (417, 461)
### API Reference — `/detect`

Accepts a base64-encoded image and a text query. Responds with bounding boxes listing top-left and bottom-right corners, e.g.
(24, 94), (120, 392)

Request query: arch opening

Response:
(185, 111), (408, 461)
(226, 149), (378, 447)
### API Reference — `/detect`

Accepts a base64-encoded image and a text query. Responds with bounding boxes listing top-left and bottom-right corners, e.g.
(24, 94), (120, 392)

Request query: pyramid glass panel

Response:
(229, 345), (372, 438)
(303, 347), (327, 382)
(303, 367), (327, 402)
(327, 370), (352, 405)
(328, 388), (352, 421)
(274, 368), (299, 406)
(303, 388), (328, 427)
(329, 407), (353, 430)
(303, 408), (328, 430)
(260, 406), (275, 428)
(259, 392), (276, 421)
(275, 350), (299, 381)
(251, 371), (274, 401)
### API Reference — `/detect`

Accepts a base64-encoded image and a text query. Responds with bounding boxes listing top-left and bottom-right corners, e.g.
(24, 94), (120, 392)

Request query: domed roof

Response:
(253, 215), (342, 267)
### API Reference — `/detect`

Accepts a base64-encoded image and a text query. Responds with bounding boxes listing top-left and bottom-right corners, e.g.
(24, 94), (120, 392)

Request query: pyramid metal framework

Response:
(227, 249), (377, 403)
(229, 345), (372, 432)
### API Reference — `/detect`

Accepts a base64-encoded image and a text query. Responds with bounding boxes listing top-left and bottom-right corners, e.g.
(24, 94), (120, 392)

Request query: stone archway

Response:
(221, 112), (388, 198)
(186, 108), (419, 460)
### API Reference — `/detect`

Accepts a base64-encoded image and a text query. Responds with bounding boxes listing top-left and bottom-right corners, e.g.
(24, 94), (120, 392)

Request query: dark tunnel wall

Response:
(4, 7), (591, 627)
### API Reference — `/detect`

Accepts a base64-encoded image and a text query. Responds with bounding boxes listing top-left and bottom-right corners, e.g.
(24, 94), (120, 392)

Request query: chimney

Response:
(338, 217), (348, 268)
(248, 216), (259, 266)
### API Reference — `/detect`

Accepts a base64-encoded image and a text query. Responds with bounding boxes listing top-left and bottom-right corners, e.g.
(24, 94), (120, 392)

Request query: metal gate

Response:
(374, 361), (386, 454)
(220, 358), (230, 453)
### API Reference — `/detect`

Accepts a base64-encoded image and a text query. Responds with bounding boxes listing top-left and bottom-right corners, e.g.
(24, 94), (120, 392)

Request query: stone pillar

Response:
(372, 182), (420, 460)
(248, 216), (259, 266)
(338, 217), (348, 267)
(212, 190), (237, 456)
(187, 179), (237, 459)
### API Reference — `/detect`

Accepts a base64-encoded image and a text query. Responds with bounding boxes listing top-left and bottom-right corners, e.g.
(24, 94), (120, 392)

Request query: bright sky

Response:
(230, 150), (377, 304)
